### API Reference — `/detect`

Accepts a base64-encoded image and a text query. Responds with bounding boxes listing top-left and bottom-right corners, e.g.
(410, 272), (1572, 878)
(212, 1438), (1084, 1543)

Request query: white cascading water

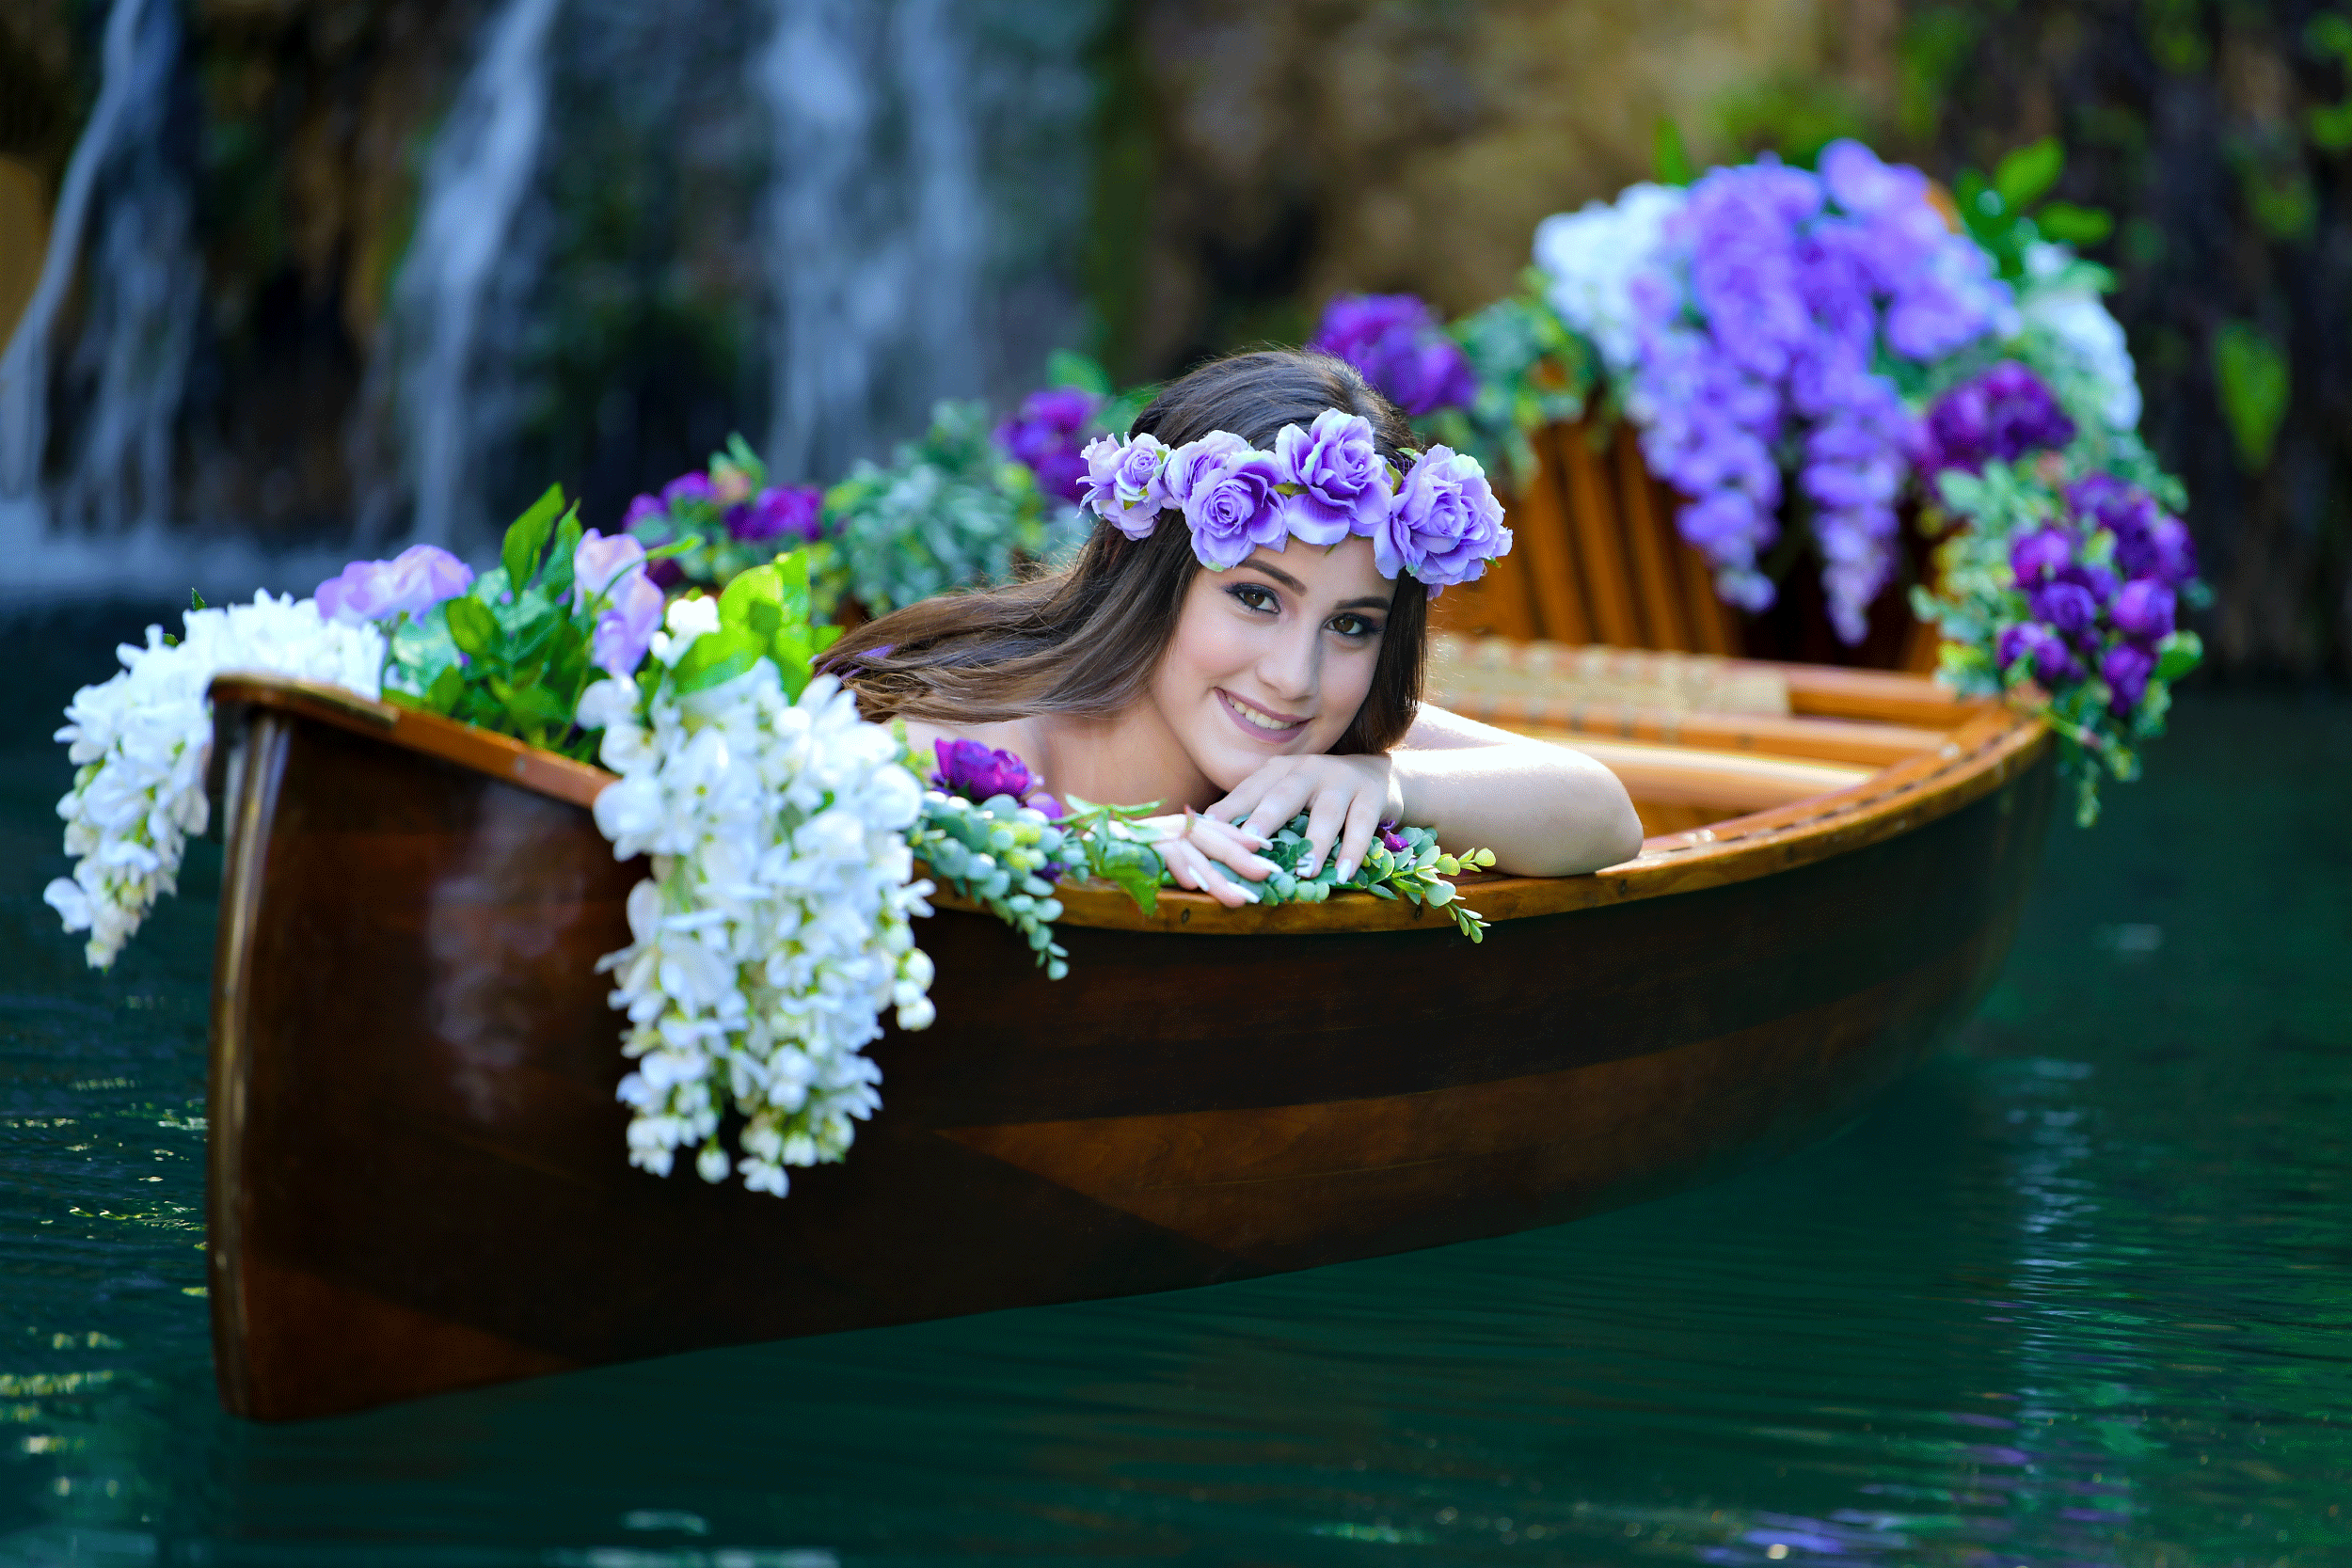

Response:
(377, 0), (564, 546)
(757, 0), (988, 483)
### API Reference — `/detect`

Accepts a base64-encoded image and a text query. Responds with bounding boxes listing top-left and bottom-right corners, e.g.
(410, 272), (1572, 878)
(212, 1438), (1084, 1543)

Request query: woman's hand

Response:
(1204, 753), (1400, 883)
(1140, 812), (1279, 908)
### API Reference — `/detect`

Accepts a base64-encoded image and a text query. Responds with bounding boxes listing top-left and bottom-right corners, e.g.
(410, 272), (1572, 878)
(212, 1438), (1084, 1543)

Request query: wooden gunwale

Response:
(206, 673), (2049, 940)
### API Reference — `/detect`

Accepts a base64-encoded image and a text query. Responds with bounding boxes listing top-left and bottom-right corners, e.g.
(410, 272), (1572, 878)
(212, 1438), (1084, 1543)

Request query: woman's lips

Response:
(1216, 688), (1309, 743)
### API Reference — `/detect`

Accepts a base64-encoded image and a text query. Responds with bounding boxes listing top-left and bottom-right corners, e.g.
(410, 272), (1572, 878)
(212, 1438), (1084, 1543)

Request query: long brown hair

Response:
(822, 349), (1429, 754)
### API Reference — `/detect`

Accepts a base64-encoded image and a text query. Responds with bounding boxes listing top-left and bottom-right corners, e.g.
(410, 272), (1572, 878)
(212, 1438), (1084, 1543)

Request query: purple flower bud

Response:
(574, 528), (648, 601)
(2008, 527), (2073, 587)
(645, 557), (686, 591)
(2108, 578), (2176, 642)
(1025, 791), (1064, 821)
(591, 569), (665, 675)
(661, 472), (718, 511)
(315, 544), (476, 624)
(727, 485), (825, 544)
(621, 493), (666, 530)
(2102, 641), (2155, 715)
(1376, 819), (1409, 854)
(931, 737), (1039, 803)
(1996, 622), (2037, 672)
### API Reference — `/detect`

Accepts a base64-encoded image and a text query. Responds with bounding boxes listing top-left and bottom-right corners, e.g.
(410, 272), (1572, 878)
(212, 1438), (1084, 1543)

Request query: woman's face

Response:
(1147, 536), (1396, 791)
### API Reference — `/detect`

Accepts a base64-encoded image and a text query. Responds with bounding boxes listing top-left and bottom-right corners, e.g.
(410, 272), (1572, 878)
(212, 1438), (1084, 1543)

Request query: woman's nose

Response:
(1255, 623), (1321, 704)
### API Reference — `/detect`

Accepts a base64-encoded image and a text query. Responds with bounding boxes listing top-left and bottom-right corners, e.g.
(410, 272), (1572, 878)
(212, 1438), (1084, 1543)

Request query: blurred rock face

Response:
(1120, 0), (1898, 374)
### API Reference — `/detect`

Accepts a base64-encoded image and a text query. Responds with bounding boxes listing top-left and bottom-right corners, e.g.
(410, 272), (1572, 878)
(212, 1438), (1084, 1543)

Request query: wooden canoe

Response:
(202, 647), (2052, 1420)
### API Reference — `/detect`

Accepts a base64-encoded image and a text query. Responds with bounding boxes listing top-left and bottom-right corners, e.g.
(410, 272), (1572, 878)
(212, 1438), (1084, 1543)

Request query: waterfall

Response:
(0, 0), (191, 526)
(375, 0), (564, 546)
(756, 0), (989, 483)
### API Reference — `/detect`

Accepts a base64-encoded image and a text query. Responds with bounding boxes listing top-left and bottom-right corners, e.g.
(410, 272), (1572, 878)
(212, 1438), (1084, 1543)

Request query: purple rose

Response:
(2009, 527), (2073, 587)
(315, 544), (476, 624)
(728, 485), (824, 544)
(2140, 515), (2197, 588)
(1916, 361), (2076, 476)
(994, 387), (1103, 505)
(2029, 580), (2100, 640)
(1164, 434), (1287, 569)
(1080, 433), (1171, 539)
(2057, 560), (2118, 610)
(1376, 819), (1409, 853)
(574, 528), (648, 601)
(2102, 641), (2155, 715)
(1309, 293), (1478, 416)
(2002, 621), (2081, 685)
(2069, 473), (2200, 586)
(591, 569), (665, 675)
(661, 472), (718, 511)
(931, 737), (1038, 803)
(1377, 444), (1511, 589)
(620, 493), (666, 530)
(1274, 409), (1393, 546)
(2108, 579), (2176, 642)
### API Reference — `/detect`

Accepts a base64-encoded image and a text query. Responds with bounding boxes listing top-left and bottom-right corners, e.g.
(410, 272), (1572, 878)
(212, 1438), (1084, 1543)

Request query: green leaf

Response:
(542, 508), (583, 603)
(425, 664), (465, 712)
(1651, 115), (1695, 185)
(444, 594), (500, 659)
(2035, 201), (2113, 245)
(2154, 629), (2203, 683)
(497, 680), (572, 725)
(501, 483), (566, 593)
(1044, 350), (1114, 398)
(2212, 321), (2289, 472)
(1994, 136), (2063, 212)
(189, 587), (207, 612)
(721, 562), (785, 637)
(670, 625), (765, 695)
(644, 531), (705, 562)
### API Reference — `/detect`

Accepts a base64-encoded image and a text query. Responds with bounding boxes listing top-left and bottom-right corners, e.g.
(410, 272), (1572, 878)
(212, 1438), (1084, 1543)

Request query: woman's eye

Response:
(1228, 584), (1279, 613)
(1328, 613), (1380, 640)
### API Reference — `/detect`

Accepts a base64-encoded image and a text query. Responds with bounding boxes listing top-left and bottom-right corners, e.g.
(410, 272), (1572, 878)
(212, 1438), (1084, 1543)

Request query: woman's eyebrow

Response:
(1240, 561), (1306, 592)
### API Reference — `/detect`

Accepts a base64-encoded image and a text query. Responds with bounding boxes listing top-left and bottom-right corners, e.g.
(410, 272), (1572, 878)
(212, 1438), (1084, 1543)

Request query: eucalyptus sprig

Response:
(1201, 816), (1498, 942)
(906, 790), (1073, 980)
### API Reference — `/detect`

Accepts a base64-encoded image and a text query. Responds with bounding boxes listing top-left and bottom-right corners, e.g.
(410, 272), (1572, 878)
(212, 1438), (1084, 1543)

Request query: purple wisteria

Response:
(993, 387), (1102, 504)
(315, 545), (474, 624)
(1625, 141), (2011, 641)
(1310, 294), (1478, 416)
(1997, 477), (2194, 716)
(1916, 361), (2076, 477)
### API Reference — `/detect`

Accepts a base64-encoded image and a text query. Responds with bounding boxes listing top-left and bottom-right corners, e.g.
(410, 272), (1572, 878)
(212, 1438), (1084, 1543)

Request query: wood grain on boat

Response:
(203, 664), (2052, 1421)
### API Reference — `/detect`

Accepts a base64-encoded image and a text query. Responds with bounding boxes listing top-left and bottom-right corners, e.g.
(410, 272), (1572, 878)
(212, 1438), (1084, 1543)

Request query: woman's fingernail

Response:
(1336, 859), (1356, 880)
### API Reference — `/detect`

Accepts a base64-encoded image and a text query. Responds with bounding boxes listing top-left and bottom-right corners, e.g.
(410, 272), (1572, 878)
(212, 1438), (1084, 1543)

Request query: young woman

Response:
(824, 350), (1643, 906)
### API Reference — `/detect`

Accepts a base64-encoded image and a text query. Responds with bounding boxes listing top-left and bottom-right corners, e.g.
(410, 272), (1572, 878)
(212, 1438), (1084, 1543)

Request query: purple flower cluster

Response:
(1998, 476), (2196, 716)
(993, 388), (1102, 504)
(1916, 361), (2076, 477)
(1077, 412), (1512, 589)
(621, 468), (826, 549)
(931, 737), (1060, 819)
(1629, 142), (2011, 641)
(315, 545), (474, 625)
(1309, 294), (1479, 417)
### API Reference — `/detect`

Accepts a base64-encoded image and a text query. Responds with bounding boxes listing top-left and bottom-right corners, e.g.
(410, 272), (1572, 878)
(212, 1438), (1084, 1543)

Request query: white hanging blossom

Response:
(45, 593), (385, 968)
(1532, 182), (1689, 379)
(582, 610), (934, 1197)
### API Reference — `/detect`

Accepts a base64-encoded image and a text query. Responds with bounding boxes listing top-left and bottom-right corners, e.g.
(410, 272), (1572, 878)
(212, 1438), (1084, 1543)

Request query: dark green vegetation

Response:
(2, 610), (2345, 1564)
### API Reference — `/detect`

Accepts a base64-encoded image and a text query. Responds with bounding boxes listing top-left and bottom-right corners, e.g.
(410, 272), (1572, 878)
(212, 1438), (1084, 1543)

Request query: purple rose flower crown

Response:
(1077, 408), (1514, 592)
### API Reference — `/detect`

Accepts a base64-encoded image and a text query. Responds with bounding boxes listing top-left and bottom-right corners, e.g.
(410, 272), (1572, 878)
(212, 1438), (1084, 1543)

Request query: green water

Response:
(3, 607), (2346, 1567)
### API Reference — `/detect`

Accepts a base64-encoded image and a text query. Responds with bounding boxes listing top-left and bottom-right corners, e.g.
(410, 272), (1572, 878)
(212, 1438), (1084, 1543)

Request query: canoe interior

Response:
(202, 647), (2048, 1421)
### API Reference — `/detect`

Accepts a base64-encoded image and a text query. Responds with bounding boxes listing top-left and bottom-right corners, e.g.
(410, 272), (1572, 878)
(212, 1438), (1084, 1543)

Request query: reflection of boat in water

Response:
(203, 641), (2051, 1420)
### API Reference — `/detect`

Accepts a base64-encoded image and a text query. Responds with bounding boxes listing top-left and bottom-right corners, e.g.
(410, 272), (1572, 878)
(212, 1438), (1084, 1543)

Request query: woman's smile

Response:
(1216, 687), (1311, 741)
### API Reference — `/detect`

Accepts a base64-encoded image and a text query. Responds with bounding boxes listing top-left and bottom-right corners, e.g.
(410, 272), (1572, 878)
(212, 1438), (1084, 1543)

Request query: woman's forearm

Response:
(1390, 707), (1645, 876)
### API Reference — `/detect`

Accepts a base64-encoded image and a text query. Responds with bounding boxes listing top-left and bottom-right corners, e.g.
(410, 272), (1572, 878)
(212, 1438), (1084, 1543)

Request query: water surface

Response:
(3, 607), (2346, 1566)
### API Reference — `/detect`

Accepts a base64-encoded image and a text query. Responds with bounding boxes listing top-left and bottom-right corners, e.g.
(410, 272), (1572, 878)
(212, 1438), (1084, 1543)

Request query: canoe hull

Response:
(208, 699), (2052, 1421)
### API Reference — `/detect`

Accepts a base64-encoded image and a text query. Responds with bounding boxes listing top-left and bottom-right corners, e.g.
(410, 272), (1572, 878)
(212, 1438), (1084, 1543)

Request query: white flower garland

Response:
(45, 593), (384, 969)
(580, 635), (935, 1197)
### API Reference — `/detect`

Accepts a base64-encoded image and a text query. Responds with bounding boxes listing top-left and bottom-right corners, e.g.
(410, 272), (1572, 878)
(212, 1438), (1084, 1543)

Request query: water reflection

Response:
(0, 667), (2347, 1566)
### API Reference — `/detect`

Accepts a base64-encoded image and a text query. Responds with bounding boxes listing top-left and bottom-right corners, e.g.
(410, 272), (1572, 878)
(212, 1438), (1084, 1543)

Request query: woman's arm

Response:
(1389, 704), (1644, 877)
(1204, 704), (1644, 880)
